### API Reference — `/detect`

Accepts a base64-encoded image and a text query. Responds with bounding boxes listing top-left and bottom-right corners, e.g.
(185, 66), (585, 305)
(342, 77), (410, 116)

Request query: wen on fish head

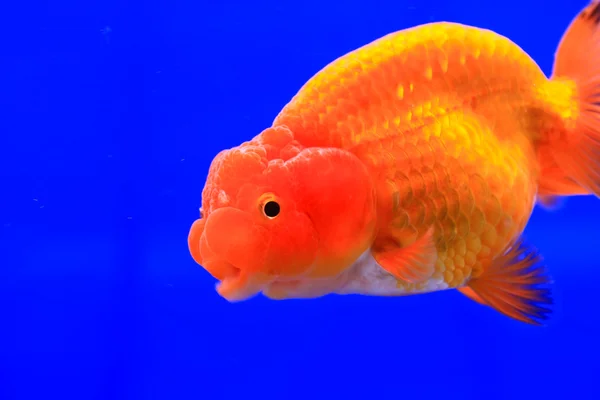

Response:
(188, 125), (378, 301)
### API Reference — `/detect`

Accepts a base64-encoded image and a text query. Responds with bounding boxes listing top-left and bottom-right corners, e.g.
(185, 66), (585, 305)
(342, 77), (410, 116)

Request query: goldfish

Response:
(188, 1), (600, 325)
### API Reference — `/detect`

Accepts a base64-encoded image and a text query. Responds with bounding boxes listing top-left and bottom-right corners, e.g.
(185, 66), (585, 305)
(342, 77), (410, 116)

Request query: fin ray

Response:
(464, 238), (553, 325)
(457, 286), (488, 306)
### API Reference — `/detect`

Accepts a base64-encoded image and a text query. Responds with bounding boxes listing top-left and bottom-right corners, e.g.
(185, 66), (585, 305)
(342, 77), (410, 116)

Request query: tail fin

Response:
(540, 1), (600, 199)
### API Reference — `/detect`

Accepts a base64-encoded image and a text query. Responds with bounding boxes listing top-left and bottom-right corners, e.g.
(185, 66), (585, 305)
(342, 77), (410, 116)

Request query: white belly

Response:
(335, 249), (450, 296)
(262, 249), (450, 300)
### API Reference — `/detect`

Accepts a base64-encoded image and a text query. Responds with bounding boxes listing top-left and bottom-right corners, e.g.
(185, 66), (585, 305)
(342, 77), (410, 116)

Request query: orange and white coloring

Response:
(188, 2), (600, 325)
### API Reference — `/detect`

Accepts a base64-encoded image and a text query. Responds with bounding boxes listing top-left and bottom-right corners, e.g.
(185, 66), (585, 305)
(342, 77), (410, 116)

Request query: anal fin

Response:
(464, 237), (553, 325)
(458, 286), (488, 306)
(372, 227), (437, 284)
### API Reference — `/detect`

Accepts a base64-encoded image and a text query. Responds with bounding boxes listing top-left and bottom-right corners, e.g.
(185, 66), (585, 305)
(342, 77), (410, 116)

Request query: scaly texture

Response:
(272, 22), (546, 291)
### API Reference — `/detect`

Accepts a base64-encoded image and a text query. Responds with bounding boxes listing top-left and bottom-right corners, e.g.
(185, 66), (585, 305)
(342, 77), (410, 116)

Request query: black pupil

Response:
(264, 201), (280, 218)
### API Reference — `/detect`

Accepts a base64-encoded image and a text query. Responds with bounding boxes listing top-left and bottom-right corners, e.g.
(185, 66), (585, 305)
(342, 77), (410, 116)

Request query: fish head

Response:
(188, 126), (378, 301)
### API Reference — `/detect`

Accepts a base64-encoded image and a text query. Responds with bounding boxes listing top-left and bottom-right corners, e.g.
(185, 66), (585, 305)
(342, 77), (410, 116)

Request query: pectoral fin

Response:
(372, 227), (437, 284)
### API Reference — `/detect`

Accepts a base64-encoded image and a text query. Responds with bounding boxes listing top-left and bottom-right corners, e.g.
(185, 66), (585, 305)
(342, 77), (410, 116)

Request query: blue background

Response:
(1, 0), (598, 399)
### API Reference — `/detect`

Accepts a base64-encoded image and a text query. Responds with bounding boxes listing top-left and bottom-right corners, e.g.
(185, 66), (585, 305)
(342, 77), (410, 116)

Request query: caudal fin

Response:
(540, 1), (600, 198)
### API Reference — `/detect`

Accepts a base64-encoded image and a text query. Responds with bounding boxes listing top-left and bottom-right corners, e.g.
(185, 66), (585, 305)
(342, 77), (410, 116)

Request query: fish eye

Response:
(263, 200), (281, 218)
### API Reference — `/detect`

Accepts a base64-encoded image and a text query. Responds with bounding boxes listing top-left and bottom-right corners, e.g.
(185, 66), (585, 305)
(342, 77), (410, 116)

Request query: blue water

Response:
(1, 0), (599, 399)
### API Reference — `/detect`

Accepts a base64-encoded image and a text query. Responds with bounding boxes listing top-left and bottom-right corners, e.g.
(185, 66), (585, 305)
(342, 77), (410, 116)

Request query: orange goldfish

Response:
(188, 2), (600, 325)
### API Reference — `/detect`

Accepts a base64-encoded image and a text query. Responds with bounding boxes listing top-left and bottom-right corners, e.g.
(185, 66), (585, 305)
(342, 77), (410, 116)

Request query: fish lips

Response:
(187, 208), (272, 301)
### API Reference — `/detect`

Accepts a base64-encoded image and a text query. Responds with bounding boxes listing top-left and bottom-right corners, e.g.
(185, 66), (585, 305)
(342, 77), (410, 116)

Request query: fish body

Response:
(189, 2), (600, 324)
(274, 22), (544, 293)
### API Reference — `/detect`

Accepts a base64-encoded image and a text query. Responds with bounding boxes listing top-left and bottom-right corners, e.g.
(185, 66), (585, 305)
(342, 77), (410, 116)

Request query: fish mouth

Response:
(187, 217), (268, 301)
(215, 268), (268, 302)
(188, 218), (341, 300)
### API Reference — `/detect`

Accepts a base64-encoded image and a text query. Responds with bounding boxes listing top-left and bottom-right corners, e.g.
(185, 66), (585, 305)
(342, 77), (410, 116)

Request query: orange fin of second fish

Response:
(464, 238), (553, 325)
(372, 227), (437, 283)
